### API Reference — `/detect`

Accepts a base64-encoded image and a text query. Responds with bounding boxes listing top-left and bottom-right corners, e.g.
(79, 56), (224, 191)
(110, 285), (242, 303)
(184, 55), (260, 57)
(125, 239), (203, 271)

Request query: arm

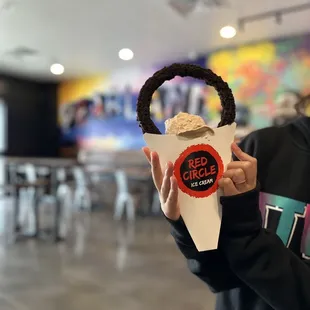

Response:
(220, 190), (310, 310)
(167, 132), (260, 292)
(168, 217), (242, 293)
(143, 146), (242, 293)
(167, 133), (262, 292)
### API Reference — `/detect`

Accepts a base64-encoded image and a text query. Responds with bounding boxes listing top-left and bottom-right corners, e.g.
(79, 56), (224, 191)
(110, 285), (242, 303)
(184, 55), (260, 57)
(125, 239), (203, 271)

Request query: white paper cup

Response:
(144, 123), (236, 251)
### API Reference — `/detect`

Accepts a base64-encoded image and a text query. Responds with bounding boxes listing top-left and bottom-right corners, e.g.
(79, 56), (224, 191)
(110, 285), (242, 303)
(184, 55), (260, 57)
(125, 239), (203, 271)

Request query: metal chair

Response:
(18, 164), (73, 239)
(18, 163), (38, 236)
(114, 170), (136, 221)
(56, 168), (73, 238)
(72, 166), (91, 211)
(151, 191), (161, 214)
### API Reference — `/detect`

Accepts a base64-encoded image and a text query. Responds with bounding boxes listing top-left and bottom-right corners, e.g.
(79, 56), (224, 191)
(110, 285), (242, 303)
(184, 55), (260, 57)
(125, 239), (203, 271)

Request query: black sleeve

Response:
(166, 132), (260, 293)
(168, 217), (242, 293)
(220, 190), (310, 310)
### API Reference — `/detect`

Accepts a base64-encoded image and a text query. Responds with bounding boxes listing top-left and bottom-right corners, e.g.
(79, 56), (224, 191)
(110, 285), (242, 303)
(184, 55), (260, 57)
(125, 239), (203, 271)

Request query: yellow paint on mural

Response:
(208, 50), (234, 77)
(208, 41), (276, 74)
(57, 75), (107, 105)
(206, 92), (221, 110)
(236, 42), (276, 64)
(207, 41), (276, 109)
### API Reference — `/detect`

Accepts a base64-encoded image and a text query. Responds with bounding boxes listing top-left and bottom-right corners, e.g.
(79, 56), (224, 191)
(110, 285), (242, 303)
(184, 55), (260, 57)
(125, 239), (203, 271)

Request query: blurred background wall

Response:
(58, 33), (310, 155)
(1, 74), (58, 157)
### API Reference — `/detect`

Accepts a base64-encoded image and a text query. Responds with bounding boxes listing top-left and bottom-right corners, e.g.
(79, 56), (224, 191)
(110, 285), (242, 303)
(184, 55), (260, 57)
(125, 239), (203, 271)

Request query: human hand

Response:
(142, 147), (180, 221)
(218, 143), (257, 196)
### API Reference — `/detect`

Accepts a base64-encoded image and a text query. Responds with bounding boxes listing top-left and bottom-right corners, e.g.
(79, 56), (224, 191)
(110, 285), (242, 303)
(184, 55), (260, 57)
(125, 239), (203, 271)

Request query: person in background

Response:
(295, 93), (310, 117)
(273, 90), (302, 126)
(143, 113), (310, 310)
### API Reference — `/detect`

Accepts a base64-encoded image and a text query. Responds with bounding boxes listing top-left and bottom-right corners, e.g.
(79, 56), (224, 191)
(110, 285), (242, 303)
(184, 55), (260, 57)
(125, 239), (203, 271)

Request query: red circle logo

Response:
(174, 144), (224, 198)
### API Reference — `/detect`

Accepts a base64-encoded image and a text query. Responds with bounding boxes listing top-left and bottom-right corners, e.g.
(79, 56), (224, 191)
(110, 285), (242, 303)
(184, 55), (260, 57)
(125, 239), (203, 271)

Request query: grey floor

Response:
(0, 206), (215, 310)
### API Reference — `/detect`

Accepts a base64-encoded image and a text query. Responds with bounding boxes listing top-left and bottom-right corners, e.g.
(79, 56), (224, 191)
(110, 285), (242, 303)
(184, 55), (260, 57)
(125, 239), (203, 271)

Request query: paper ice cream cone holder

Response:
(137, 63), (236, 251)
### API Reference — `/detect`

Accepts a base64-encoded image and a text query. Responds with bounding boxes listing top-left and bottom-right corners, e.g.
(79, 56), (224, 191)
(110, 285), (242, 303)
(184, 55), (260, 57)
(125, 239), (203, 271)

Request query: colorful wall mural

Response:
(208, 37), (310, 128)
(58, 34), (310, 151)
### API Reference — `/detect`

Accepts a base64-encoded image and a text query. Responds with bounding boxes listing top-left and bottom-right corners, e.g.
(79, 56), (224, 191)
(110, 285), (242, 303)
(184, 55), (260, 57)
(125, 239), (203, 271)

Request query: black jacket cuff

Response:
(220, 187), (262, 235)
(166, 216), (186, 231)
(166, 216), (196, 248)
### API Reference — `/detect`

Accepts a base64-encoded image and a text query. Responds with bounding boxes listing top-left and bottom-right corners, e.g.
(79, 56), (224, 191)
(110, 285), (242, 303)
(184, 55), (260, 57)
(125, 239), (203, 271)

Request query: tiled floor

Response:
(0, 210), (215, 310)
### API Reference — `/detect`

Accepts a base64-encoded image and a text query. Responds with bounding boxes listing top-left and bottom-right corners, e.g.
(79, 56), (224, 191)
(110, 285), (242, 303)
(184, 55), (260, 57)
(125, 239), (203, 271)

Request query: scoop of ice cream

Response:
(165, 112), (208, 135)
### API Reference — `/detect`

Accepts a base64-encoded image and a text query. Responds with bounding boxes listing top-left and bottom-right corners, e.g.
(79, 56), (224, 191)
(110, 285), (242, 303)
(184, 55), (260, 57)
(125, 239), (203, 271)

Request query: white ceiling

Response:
(0, 0), (310, 81)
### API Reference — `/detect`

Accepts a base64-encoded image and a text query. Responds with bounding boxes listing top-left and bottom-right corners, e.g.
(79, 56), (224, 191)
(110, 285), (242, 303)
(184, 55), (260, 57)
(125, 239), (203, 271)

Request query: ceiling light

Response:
(118, 48), (134, 61)
(220, 25), (236, 39)
(50, 63), (64, 75)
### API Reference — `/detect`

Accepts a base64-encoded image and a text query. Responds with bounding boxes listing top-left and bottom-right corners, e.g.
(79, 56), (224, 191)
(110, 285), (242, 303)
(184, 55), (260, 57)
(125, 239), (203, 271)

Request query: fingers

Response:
(151, 152), (163, 191)
(165, 176), (179, 220)
(218, 178), (238, 196)
(160, 162), (174, 202)
(223, 168), (250, 194)
(143, 149), (179, 220)
(227, 161), (257, 185)
(231, 143), (257, 164)
(222, 144), (257, 196)
(223, 168), (246, 185)
(142, 147), (151, 163)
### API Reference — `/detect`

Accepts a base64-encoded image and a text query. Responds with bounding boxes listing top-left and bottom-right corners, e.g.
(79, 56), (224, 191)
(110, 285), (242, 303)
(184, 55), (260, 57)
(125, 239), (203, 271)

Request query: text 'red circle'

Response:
(174, 144), (224, 198)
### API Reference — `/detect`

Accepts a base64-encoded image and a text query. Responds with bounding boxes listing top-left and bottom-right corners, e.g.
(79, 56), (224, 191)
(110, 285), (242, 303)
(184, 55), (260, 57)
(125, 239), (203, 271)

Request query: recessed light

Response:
(118, 48), (134, 61)
(50, 63), (64, 75)
(220, 25), (236, 39)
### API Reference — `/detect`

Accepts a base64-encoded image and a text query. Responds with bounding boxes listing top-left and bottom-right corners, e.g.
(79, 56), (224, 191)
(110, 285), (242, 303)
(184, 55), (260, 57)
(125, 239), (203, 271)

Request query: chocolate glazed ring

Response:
(136, 63), (236, 134)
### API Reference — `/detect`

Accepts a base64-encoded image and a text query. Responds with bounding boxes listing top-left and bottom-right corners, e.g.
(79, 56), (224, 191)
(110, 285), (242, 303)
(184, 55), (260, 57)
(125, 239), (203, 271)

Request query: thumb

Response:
(164, 176), (180, 221)
(218, 178), (238, 196)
